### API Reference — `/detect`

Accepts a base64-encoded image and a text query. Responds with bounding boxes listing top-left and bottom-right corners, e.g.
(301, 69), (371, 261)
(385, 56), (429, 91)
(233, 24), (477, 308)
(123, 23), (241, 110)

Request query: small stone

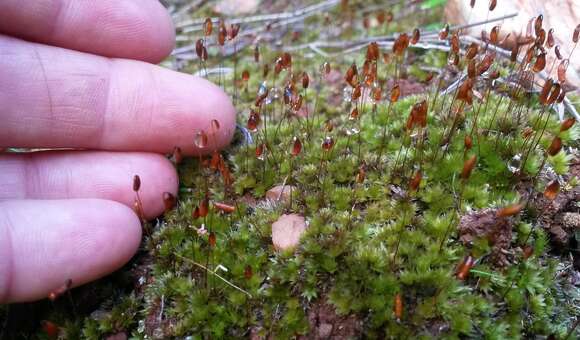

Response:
(272, 214), (307, 251)
(562, 213), (580, 230)
(266, 185), (296, 204)
(318, 323), (333, 338)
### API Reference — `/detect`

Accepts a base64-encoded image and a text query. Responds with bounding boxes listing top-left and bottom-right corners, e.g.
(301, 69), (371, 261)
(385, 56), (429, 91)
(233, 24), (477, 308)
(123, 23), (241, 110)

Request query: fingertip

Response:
(140, 0), (176, 63)
(179, 76), (237, 156)
(97, 199), (143, 265)
(0, 199), (143, 303)
(136, 153), (179, 218)
(198, 77), (237, 151)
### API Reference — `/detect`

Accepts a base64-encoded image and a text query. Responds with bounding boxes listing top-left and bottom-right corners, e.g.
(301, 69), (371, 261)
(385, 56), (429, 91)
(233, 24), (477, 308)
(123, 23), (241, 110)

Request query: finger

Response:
(0, 0), (174, 63)
(0, 35), (236, 155)
(0, 199), (141, 303)
(0, 151), (178, 219)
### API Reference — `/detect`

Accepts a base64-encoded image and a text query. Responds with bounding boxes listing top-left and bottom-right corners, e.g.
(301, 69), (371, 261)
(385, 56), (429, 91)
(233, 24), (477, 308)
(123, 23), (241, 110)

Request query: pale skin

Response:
(0, 0), (236, 303)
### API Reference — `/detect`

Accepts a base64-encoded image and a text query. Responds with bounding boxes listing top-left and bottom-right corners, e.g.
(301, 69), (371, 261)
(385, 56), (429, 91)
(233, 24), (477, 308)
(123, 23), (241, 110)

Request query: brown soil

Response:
(530, 159), (580, 245)
(458, 208), (514, 267)
(385, 78), (429, 98)
(298, 300), (363, 339)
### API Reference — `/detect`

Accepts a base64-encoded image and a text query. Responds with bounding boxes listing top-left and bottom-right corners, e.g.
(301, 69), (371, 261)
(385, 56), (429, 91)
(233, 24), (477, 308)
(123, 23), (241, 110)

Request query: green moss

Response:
(11, 1), (579, 339)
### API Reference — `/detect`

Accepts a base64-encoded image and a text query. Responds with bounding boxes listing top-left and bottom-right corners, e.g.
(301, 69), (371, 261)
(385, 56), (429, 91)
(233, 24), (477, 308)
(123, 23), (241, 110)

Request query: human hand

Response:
(0, 0), (235, 303)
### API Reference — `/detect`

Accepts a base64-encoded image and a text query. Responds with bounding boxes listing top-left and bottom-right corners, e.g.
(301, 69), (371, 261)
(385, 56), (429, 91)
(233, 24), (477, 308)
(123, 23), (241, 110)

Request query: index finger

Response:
(0, 36), (236, 155)
(0, 0), (175, 63)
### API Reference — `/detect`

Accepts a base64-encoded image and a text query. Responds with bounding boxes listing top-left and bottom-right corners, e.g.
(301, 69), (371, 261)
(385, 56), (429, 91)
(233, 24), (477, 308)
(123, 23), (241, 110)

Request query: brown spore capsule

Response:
(489, 0), (497, 11)
(208, 231), (216, 247)
(466, 42), (479, 60)
(560, 117), (576, 132)
(218, 21), (226, 46)
(478, 52), (495, 75)
(242, 70), (250, 82)
(390, 84), (401, 103)
(214, 202), (236, 213)
(376, 10), (386, 25)
(366, 42), (380, 61)
(439, 24), (449, 40)
(349, 107), (359, 120)
(467, 59), (477, 78)
(199, 198), (209, 218)
(557, 59), (569, 84)
(539, 78), (553, 105)
(411, 28), (420, 44)
(356, 163), (366, 183)
(247, 111), (261, 132)
(450, 33), (459, 54)
(496, 203), (524, 217)
(244, 265), (253, 279)
(409, 170), (422, 192)
(532, 52), (546, 73)
(133, 175), (141, 192)
(291, 136), (302, 156)
(534, 15), (543, 36)
(490, 25), (500, 45)
(325, 120), (334, 132)
(352, 85), (362, 101)
(461, 155), (477, 180)
(192, 206), (200, 219)
(464, 135), (473, 150)
(204, 18), (213, 36)
(362, 15), (370, 30)
(228, 24), (240, 40)
(457, 78), (474, 105)
(372, 86), (382, 102)
(393, 33), (409, 56)
(547, 136), (562, 156)
(41, 321), (59, 339)
(281, 52), (292, 69)
(255, 143), (265, 159)
(394, 293), (403, 320)
(554, 45), (563, 60)
(544, 180), (560, 200)
(546, 28), (555, 48)
(321, 136), (335, 151)
(195, 39), (204, 58)
(302, 72), (310, 89)
(345, 63), (358, 87)
(547, 83), (561, 105)
(456, 255), (475, 280)
(523, 46), (534, 65)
